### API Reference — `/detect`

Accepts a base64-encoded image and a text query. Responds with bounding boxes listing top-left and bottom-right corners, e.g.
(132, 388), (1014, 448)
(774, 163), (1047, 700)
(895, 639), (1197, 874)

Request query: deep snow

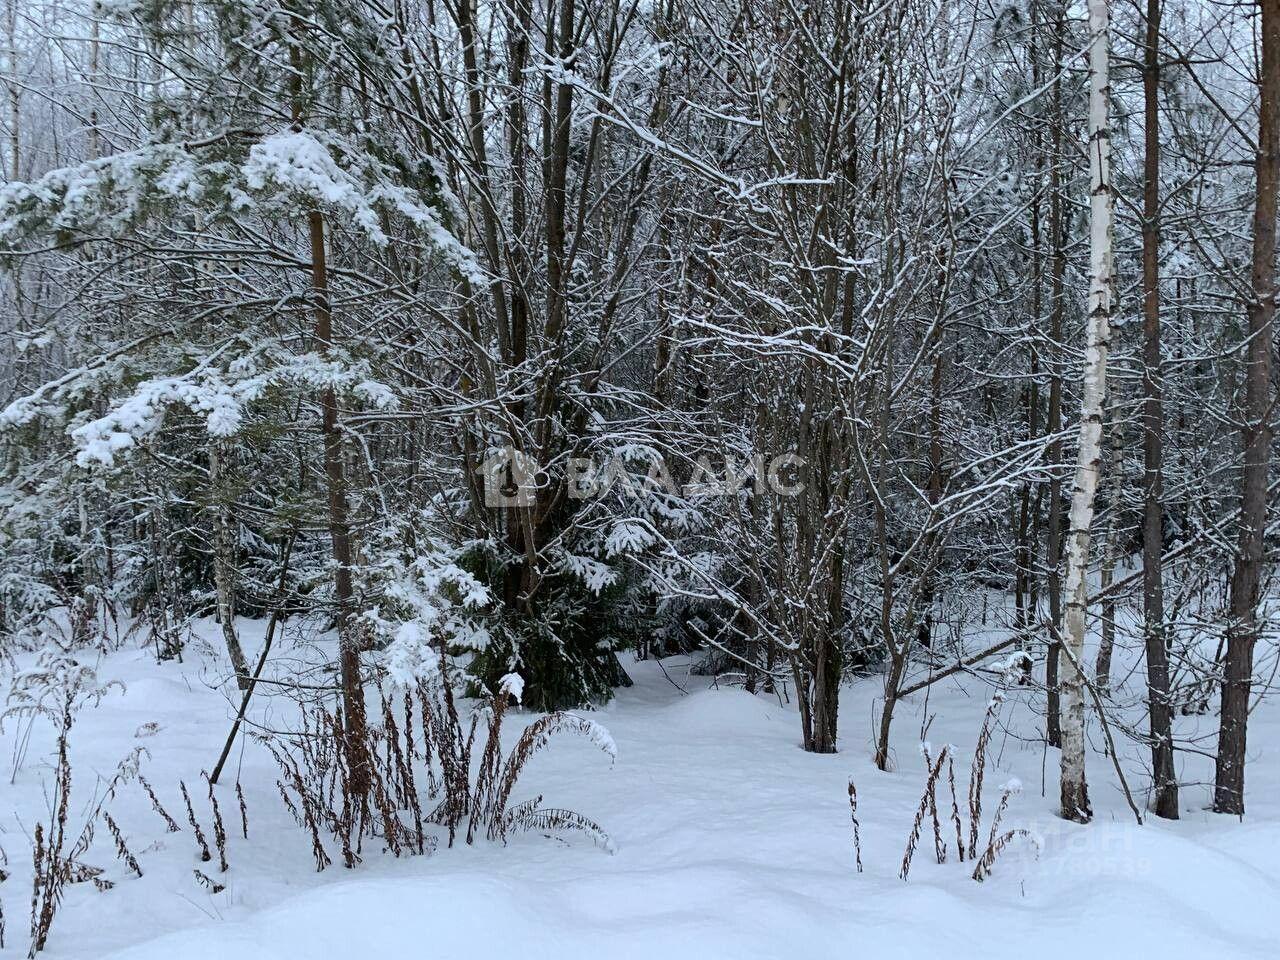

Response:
(2, 617), (1279, 959)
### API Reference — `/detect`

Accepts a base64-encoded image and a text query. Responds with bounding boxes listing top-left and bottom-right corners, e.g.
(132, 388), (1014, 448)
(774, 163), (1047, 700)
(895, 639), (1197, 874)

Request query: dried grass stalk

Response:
(922, 745), (949, 864)
(235, 781), (249, 840)
(967, 694), (1003, 859)
(102, 813), (142, 878)
(138, 776), (180, 833)
(972, 828), (1038, 882)
(847, 778), (863, 873)
(901, 745), (949, 880)
(205, 778), (229, 873)
(179, 781), (212, 863)
(947, 755), (965, 864)
(192, 869), (225, 894)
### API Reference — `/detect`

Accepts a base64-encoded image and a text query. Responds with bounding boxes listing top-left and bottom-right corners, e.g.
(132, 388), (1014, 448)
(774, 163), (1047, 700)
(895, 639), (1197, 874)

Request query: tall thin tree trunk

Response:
(6, 0), (18, 180)
(88, 13), (99, 160)
(209, 441), (249, 690)
(287, 35), (369, 798)
(811, 537), (844, 754)
(874, 337), (901, 771)
(1141, 0), (1178, 819)
(875, 641), (907, 771)
(5, 0), (23, 343)
(1044, 3), (1068, 749)
(1025, 2), (1045, 642)
(308, 209), (370, 798)
(919, 340), (944, 647)
(1060, 0), (1115, 824)
(1214, 0), (1279, 816)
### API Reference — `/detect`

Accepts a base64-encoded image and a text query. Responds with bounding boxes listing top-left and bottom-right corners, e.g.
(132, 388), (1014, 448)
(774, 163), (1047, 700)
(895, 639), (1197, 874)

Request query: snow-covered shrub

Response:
(457, 496), (684, 711)
(462, 565), (637, 713)
(356, 507), (640, 712)
(0, 479), (113, 659)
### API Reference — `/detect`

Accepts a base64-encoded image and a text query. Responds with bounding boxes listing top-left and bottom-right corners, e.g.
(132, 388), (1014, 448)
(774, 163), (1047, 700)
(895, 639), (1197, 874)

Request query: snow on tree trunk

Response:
(1060, 0), (1115, 825)
(1140, 0), (1179, 821)
(1044, 3), (1068, 751)
(1214, 0), (1280, 817)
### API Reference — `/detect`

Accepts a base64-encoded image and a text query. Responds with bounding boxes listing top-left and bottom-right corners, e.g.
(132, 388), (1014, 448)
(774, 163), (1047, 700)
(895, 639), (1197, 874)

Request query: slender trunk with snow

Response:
(1214, 0), (1279, 816)
(5, 0), (22, 337)
(209, 440), (249, 690)
(308, 209), (370, 798)
(1044, 5), (1068, 749)
(288, 39), (369, 797)
(1141, 0), (1178, 820)
(5, 0), (17, 179)
(88, 13), (99, 160)
(1060, 0), (1114, 824)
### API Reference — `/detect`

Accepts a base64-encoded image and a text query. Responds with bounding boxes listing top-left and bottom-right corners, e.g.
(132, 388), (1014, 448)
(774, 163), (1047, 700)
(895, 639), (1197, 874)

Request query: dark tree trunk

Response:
(1141, 0), (1179, 820)
(209, 440), (249, 691)
(809, 538), (846, 754)
(1214, 0), (1278, 816)
(917, 344), (945, 649)
(1044, 5), (1067, 748)
(309, 210), (370, 799)
(289, 34), (369, 798)
(809, 633), (842, 754)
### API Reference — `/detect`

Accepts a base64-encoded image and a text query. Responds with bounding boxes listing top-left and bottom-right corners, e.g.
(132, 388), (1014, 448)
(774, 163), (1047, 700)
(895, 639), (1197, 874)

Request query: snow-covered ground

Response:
(2, 618), (1279, 959)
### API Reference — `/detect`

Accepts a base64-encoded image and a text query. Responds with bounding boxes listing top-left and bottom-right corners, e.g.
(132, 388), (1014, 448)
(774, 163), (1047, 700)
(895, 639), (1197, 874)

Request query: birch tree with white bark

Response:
(1059, 0), (1115, 824)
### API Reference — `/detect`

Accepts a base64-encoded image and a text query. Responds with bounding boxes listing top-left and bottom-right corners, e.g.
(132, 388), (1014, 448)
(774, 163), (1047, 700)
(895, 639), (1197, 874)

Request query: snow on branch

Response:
(0, 130), (486, 284)
(67, 350), (399, 467)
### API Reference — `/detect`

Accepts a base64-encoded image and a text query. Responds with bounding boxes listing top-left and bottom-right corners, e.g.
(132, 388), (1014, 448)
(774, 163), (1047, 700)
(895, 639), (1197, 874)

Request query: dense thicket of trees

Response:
(1, 0), (1277, 818)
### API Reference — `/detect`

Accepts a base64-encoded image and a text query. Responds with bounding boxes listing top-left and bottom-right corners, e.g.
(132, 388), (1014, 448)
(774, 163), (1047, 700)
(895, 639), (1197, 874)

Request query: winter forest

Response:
(0, 0), (1278, 955)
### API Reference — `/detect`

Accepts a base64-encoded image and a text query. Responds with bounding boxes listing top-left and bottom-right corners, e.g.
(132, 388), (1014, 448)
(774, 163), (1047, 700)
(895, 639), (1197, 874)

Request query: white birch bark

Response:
(1060, 0), (1114, 824)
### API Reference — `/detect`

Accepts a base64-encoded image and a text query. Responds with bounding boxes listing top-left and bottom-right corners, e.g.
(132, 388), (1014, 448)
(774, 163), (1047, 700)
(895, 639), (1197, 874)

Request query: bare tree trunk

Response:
(1214, 0), (1279, 817)
(1060, 0), (1115, 824)
(308, 211), (370, 798)
(6, 0), (18, 180)
(919, 341), (944, 648)
(1096, 602), (1116, 695)
(5, 0), (23, 341)
(874, 339), (902, 771)
(287, 33), (370, 798)
(810, 496), (846, 753)
(88, 12), (99, 160)
(875, 641), (908, 771)
(1141, 0), (1178, 820)
(209, 440), (249, 690)
(1044, 3), (1068, 749)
